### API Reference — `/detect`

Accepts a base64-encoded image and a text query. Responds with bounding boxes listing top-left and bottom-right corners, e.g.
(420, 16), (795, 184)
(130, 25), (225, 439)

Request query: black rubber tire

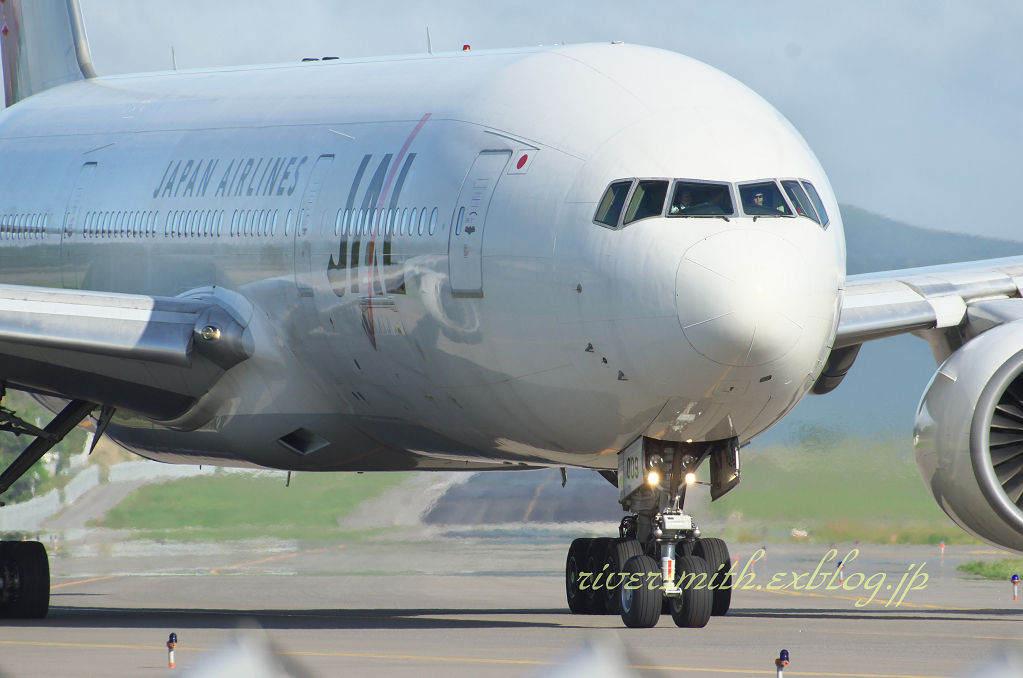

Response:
(619, 555), (662, 628)
(584, 537), (613, 614)
(671, 555), (712, 628)
(602, 538), (643, 615)
(0, 542), (13, 619)
(693, 537), (732, 616)
(1, 541), (50, 619)
(565, 538), (592, 614)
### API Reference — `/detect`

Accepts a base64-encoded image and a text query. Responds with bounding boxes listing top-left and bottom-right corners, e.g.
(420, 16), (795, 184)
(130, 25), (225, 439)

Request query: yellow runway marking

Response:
(210, 547), (332, 575)
(0, 640), (961, 677)
(0, 640), (201, 652)
(50, 575), (123, 590)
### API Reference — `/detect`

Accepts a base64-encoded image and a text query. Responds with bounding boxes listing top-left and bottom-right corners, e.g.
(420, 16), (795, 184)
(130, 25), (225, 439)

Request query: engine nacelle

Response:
(916, 320), (1023, 552)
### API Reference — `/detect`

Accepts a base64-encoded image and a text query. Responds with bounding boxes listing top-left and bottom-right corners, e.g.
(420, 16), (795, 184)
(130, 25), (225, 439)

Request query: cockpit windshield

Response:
(594, 180), (632, 228)
(739, 181), (792, 217)
(781, 180), (819, 224)
(622, 180), (669, 225)
(667, 181), (734, 217)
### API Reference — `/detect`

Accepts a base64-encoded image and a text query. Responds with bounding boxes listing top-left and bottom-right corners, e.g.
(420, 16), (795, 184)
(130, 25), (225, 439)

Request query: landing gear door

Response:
(618, 437), (644, 501)
(710, 437), (740, 501)
(448, 150), (511, 297)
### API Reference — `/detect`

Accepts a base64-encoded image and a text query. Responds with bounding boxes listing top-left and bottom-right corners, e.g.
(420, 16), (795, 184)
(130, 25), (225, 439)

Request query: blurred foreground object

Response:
(530, 641), (638, 678)
(180, 630), (297, 678)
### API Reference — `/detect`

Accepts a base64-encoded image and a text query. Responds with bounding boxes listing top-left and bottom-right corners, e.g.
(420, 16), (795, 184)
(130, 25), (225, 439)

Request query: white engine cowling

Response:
(916, 320), (1023, 552)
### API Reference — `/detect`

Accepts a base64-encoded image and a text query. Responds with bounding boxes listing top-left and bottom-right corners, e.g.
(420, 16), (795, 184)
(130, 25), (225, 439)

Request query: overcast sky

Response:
(67, 1), (1023, 240)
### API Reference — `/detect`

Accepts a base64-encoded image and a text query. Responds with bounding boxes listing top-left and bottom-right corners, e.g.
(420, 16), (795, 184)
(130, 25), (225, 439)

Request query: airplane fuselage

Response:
(0, 44), (845, 472)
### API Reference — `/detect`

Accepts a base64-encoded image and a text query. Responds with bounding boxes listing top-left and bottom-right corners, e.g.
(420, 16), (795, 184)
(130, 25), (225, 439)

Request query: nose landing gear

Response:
(563, 436), (740, 628)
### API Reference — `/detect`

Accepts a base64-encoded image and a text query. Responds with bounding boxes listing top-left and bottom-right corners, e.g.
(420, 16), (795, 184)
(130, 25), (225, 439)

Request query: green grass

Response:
(93, 470), (408, 540)
(702, 429), (979, 545)
(957, 558), (1023, 581)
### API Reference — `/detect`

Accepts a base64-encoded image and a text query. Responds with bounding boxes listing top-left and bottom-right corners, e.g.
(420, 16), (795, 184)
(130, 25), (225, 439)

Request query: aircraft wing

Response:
(836, 255), (1023, 349)
(0, 284), (251, 424)
(811, 256), (1023, 395)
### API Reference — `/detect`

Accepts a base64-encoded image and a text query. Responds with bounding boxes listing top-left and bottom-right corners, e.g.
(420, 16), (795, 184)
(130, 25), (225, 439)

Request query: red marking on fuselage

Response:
(517, 154), (528, 169)
(365, 112), (432, 348)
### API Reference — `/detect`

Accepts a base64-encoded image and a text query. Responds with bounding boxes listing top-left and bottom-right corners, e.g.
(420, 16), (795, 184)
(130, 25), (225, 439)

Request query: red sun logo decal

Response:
(516, 154), (528, 170)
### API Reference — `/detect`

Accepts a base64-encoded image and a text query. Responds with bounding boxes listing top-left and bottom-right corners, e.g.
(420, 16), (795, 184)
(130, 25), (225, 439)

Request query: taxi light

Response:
(685, 472), (696, 485)
(646, 471), (659, 485)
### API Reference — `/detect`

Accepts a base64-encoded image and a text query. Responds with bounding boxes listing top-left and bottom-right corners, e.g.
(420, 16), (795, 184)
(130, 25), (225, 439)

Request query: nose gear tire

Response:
(671, 555), (712, 628)
(620, 554), (663, 628)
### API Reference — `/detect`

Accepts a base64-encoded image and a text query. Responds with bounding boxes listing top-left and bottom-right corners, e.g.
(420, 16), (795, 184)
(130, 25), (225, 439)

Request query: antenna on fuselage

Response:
(427, 27), (433, 55)
(172, 46), (178, 71)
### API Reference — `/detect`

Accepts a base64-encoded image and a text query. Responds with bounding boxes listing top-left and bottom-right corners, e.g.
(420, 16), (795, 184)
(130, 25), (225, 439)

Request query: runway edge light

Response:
(167, 633), (178, 669)
(776, 649), (789, 678)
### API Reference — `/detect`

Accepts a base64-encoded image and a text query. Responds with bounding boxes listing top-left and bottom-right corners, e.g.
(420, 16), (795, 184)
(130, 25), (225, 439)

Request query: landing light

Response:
(647, 471), (659, 485)
(685, 472), (696, 485)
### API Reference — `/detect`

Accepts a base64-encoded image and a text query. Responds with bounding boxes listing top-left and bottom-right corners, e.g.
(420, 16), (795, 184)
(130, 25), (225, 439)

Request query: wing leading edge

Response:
(0, 284), (251, 425)
(836, 255), (1023, 349)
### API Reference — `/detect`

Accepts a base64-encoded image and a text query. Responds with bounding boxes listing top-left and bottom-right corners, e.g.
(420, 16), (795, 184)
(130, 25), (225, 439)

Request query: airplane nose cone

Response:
(677, 230), (809, 366)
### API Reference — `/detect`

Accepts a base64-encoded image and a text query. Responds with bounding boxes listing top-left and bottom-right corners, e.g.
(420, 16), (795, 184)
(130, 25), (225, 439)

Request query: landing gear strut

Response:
(0, 394), (98, 619)
(563, 436), (740, 628)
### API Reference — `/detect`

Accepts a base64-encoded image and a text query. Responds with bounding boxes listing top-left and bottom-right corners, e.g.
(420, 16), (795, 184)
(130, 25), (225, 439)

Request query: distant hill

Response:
(840, 204), (1023, 274)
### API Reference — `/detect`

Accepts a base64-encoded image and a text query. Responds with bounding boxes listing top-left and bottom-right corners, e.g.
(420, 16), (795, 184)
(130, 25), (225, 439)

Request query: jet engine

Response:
(915, 312), (1023, 553)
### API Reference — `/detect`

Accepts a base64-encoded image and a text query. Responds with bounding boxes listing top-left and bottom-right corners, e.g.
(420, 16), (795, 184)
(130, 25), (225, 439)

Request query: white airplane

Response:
(0, 0), (1020, 628)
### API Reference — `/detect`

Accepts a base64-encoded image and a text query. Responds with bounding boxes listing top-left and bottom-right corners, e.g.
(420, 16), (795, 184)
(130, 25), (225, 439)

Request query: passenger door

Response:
(60, 162), (97, 290)
(293, 154), (335, 297)
(447, 151), (511, 297)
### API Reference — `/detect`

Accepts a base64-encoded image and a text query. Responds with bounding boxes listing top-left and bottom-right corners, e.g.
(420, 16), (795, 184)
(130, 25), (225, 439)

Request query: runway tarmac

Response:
(1, 536), (1020, 678)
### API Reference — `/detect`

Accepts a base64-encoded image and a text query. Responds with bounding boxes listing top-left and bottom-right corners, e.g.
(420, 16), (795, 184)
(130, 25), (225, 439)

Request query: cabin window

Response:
(668, 181), (735, 217)
(455, 207), (464, 235)
(594, 180), (632, 228)
(429, 208), (437, 235)
(801, 181), (829, 228)
(739, 181), (792, 217)
(271, 210), (278, 236)
(408, 209), (417, 236)
(419, 207), (427, 235)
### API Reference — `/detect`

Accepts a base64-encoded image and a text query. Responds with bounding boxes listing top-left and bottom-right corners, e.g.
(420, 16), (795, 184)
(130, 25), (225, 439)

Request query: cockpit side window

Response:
(622, 180), (669, 225)
(801, 181), (830, 228)
(781, 180), (820, 224)
(668, 181), (735, 217)
(739, 181), (792, 217)
(594, 180), (632, 228)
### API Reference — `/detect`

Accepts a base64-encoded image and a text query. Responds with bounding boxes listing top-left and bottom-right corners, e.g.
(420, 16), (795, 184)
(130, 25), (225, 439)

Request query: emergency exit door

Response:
(448, 151), (511, 297)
